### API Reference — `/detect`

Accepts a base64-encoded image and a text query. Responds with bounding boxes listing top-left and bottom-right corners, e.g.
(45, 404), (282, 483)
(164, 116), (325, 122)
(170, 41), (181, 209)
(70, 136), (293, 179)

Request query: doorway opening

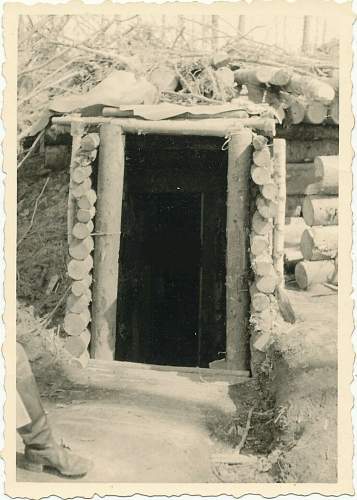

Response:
(115, 135), (228, 368)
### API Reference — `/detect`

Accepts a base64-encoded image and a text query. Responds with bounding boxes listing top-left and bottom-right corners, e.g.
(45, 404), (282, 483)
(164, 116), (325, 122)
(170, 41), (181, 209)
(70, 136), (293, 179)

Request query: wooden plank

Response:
(52, 116), (276, 137)
(226, 128), (252, 371)
(90, 124), (125, 360)
(88, 359), (250, 379)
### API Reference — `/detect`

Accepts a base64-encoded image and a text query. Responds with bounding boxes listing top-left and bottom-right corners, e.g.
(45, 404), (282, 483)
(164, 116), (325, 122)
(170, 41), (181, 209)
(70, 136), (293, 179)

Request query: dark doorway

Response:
(116, 135), (227, 368)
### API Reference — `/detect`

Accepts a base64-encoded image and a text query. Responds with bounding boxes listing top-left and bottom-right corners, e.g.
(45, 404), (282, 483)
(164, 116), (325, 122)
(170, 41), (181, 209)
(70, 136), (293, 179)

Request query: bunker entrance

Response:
(115, 136), (228, 368)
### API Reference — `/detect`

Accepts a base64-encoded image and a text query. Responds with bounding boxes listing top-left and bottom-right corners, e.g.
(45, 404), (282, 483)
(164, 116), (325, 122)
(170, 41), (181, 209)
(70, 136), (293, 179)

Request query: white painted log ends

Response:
(64, 131), (100, 365)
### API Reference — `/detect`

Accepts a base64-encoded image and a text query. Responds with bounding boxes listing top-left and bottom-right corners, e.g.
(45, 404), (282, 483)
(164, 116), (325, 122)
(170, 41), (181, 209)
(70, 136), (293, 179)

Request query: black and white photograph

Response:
(2, 1), (354, 497)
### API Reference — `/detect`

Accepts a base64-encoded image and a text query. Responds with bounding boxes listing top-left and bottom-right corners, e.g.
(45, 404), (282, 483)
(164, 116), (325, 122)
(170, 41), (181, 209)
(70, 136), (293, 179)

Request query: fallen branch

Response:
(17, 130), (45, 170)
(236, 405), (255, 453)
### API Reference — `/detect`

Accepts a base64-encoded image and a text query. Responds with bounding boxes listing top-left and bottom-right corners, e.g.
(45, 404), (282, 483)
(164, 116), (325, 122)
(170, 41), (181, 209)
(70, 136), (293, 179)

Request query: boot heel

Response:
(23, 461), (44, 473)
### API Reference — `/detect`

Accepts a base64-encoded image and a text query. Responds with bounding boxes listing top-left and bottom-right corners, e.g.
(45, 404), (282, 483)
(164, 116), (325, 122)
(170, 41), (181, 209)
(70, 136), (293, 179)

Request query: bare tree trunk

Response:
(302, 15), (314, 55)
(321, 18), (327, 45)
(238, 15), (246, 35)
(211, 15), (219, 51)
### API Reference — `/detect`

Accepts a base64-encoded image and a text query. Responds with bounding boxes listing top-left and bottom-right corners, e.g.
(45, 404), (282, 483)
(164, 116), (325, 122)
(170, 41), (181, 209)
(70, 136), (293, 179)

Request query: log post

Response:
(226, 128), (252, 371)
(91, 124), (125, 360)
(273, 138), (287, 285)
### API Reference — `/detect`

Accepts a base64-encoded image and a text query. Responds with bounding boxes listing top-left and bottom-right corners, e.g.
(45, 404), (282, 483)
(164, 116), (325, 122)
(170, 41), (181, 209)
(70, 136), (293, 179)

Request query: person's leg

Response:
(16, 342), (91, 477)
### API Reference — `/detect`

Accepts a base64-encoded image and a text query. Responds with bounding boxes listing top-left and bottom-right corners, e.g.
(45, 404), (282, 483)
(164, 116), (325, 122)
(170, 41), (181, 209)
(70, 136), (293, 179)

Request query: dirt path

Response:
(17, 388), (220, 482)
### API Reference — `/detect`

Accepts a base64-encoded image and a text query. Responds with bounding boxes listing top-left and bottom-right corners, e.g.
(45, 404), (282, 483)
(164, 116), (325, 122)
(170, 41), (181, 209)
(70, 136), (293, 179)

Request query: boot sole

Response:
(23, 461), (87, 478)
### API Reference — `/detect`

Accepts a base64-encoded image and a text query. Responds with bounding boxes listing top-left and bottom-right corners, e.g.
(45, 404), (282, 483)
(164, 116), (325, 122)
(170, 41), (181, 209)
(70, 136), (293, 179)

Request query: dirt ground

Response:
(16, 284), (337, 483)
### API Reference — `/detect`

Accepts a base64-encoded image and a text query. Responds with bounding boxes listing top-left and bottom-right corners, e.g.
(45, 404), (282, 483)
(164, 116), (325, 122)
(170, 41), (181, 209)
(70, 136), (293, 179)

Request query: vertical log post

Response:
(226, 127), (252, 370)
(273, 138), (286, 286)
(91, 124), (125, 360)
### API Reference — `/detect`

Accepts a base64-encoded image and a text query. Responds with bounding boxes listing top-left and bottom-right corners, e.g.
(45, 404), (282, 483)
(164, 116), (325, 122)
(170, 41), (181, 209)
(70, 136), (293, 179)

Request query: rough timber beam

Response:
(90, 124), (125, 360)
(226, 128), (252, 371)
(52, 116), (276, 137)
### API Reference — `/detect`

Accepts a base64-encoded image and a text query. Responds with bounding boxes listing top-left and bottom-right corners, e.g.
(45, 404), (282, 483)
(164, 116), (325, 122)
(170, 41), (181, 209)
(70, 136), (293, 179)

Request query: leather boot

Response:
(17, 344), (92, 478)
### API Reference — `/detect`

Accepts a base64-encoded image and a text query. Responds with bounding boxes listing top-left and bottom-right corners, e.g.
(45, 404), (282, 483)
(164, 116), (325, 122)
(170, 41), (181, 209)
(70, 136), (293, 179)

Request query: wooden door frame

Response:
(90, 122), (252, 371)
(53, 116), (275, 370)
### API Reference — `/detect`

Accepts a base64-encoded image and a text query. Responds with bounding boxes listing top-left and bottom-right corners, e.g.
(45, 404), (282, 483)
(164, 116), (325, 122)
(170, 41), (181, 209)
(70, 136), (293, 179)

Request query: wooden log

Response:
(287, 98), (305, 124)
(66, 292), (91, 314)
(286, 156), (338, 196)
(234, 67), (274, 85)
(77, 190), (97, 210)
(255, 272), (277, 294)
(216, 67), (235, 88)
(284, 247), (303, 267)
(286, 75), (335, 103)
(64, 329), (91, 357)
(300, 226), (338, 260)
(285, 140), (338, 163)
(67, 255), (93, 280)
(304, 102), (327, 124)
(327, 97), (339, 125)
(276, 285), (295, 324)
(250, 234), (269, 256)
(252, 135), (268, 151)
(286, 162), (315, 195)
(226, 128), (252, 371)
(286, 195), (303, 217)
(77, 207), (96, 223)
(71, 177), (92, 199)
(69, 236), (94, 260)
(72, 276), (92, 298)
(68, 123), (85, 246)
(252, 309), (274, 333)
(72, 221), (94, 240)
(251, 289), (270, 312)
(251, 165), (271, 185)
(252, 256), (275, 276)
(286, 162), (338, 196)
(295, 260), (335, 290)
(252, 211), (272, 235)
(72, 165), (92, 183)
(260, 183), (278, 201)
(302, 196), (338, 226)
(53, 115), (277, 138)
(64, 310), (91, 336)
(91, 124), (125, 361)
(80, 133), (100, 151)
(314, 156), (339, 193)
(272, 138), (287, 287)
(69, 348), (90, 369)
(285, 217), (308, 247)
(253, 147), (271, 168)
(269, 68), (292, 86)
(256, 196), (278, 218)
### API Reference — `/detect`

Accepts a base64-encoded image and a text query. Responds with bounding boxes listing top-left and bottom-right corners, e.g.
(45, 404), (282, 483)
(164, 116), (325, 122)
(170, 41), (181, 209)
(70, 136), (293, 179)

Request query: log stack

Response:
(249, 136), (284, 361)
(64, 130), (100, 367)
(294, 155), (338, 289)
(283, 155), (339, 274)
(233, 66), (336, 126)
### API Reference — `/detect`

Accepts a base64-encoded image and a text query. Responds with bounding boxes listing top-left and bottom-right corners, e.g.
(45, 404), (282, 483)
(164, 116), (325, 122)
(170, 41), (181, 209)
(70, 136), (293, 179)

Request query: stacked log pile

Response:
(233, 67), (337, 126)
(63, 128), (99, 367)
(294, 156), (338, 289)
(249, 136), (286, 366)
